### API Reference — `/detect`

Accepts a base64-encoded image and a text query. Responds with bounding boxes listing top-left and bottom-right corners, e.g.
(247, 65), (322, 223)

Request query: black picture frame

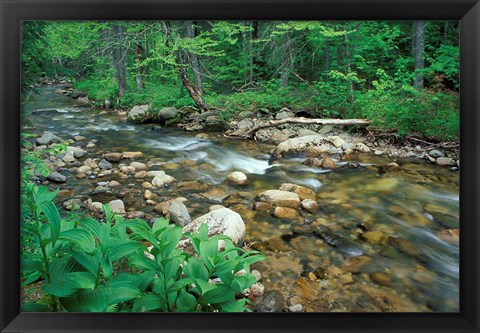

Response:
(1, 0), (479, 332)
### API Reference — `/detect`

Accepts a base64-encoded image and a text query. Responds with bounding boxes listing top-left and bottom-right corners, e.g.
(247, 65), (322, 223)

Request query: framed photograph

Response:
(1, 0), (479, 332)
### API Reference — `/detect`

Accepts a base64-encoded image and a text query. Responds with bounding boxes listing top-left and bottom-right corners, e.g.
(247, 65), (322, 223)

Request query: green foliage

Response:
(21, 184), (266, 312)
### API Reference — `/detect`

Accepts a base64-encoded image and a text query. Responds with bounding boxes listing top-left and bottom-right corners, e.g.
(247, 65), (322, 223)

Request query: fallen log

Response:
(32, 108), (61, 114)
(242, 117), (371, 137)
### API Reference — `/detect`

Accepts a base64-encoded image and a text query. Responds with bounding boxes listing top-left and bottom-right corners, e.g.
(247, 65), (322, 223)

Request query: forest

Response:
(20, 21), (460, 313)
(22, 20), (459, 140)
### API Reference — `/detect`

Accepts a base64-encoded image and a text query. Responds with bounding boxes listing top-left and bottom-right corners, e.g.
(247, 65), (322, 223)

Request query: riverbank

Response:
(47, 80), (460, 172)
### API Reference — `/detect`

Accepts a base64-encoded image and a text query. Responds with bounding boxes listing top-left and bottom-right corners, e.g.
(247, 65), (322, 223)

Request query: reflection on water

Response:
(22, 85), (460, 312)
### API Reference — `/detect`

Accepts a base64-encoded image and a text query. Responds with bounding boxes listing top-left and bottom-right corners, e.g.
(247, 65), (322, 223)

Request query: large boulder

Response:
(36, 131), (62, 146)
(169, 200), (191, 226)
(182, 208), (246, 246)
(47, 171), (67, 183)
(275, 135), (335, 156)
(257, 190), (301, 208)
(157, 107), (179, 121)
(275, 109), (295, 120)
(128, 104), (151, 123)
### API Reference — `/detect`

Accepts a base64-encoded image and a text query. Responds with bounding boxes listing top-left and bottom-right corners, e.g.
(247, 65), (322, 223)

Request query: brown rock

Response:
(122, 151), (143, 159)
(134, 170), (147, 179)
(301, 199), (319, 213)
(361, 230), (387, 245)
(130, 162), (148, 171)
(254, 201), (273, 212)
(320, 157), (336, 169)
(278, 183), (316, 201)
(302, 158), (322, 167)
(103, 152), (122, 162)
(437, 229), (459, 244)
(272, 206), (299, 219)
(370, 272), (391, 286)
(257, 189), (301, 208)
(342, 256), (373, 273)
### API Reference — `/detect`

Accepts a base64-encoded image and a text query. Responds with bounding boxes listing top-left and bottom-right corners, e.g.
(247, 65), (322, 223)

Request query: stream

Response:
(22, 85), (460, 312)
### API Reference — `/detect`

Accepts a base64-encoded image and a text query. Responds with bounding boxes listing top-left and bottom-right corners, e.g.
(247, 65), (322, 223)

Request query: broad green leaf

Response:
(133, 294), (162, 312)
(49, 256), (83, 283)
(220, 299), (251, 312)
(152, 217), (169, 234)
(103, 204), (114, 223)
(109, 241), (142, 262)
(194, 279), (216, 295)
(166, 278), (195, 293)
(212, 258), (239, 276)
(184, 258), (209, 281)
(99, 222), (111, 253)
(39, 201), (61, 247)
(80, 217), (102, 239)
(199, 239), (218, 269)
(111, 272), (153, 292)
(101, 253), (113, 281)
(21, 256), (44, 273)
(21, 303), (51, 312)
(59, 228), (96, 254)
(108, 282), (141, 305)
(22, 271), (43, 286)
(71, 249), (100, 276)
(200, 285), (235, 305)
(60, 287), (109, 312)
(230, 274), (257, 293)
(175, 289), (197, 312)
(163, 226), (183, 256)
(129, 254), (161, 271)
(42, 271), (96, 297)
(163, 258), (181, 281)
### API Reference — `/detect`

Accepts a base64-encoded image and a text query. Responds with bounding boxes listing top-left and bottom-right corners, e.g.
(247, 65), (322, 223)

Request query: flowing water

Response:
(22, 85), (460, 312)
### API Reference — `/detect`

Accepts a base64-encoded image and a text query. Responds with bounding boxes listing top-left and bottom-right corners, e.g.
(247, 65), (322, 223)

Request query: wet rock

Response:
(204, 116), (226, 132)
(338, 273), (355, 285)
(436, 157), (456, 167)
(293, 276), (321, 302)
(254, 201), (273, 212)
(144, 190), (155, 201)
(428, 149), (445, 158)
(257, 190), (301, 208)
(278, 183), (316, 201)
(302, 158), (322, 167)
(374, 150), (383, 156)
(297, 129), (318, 137)
(68, 146), (86, 158)
(341, 142), (353, 150)
(126, 211), (145, 219)
(47, 172), (66, 183)
(226, 171), (249, 185)
(320, 157), (336, 169)
(120, 166), (136, 174)
(62, 198), (82, 210)
(169, 200), (191, 226)
(142, 182), (154, 189)
(108, 180), (120, 187)
(88, 201), (103, 213)
(272, 206), (299, 219)
(318, 125), (334, 135)
(256, 291), (285, 312)
(128, 104), (151, 123)
(250, 283), (265, 297)
(288, 304), (303, 312)
(122, 151), (143, 159)
(342, 256), (373, 273)
(361, 230), (387, 245)
(252, 270), (262, 282)
(36, 131), (62, 146)
(276, 135), (333, 156)
(152, 171), (176, 187)
(182, 208), (246, 246)
(103, 152), (122, 162)
(385, 162), (400, 171)
(389, 237), (421, 257)
(209, 204), (225, 211)
(327, 136), (345, 149)
(355, 142), (371, 153)
(437, 228), (459, 244)
(301, 199), (318, 213)
(108, 199), (125, 214)
(130, 162), (148, 171)
(62, 153), (76, 163)
(370, 272), (391, 286)
(275, 109), (294, 120)
(157, 107), (179, 121)
(92, 186), (109, 194)
(134, 170), (147, 179)
(84, 158), (98, 169)
(98, 159), (112, 170)
(146, 170), (165, 178)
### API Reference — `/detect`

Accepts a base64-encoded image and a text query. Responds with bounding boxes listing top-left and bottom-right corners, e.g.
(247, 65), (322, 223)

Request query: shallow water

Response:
(22, 85), (460, 312)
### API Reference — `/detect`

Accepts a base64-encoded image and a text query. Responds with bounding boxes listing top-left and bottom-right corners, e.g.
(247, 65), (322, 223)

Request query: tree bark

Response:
(177, 52), (209, 113)
(412, 20), (425, 89)
(236, 117), (371, 137)
(111, 24), (128, 97)
(185, 21), (204, 95)
(280, 22), (293, 87)
(135, 44), (145, 90)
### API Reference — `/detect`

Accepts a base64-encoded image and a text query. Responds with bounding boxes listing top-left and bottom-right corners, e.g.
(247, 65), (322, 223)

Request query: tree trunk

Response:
(280, 22), (293, 87)
(111, 24), (128, 97)
(412, 20), (425, 89)
(185, 21), (204, 95)
(250, 21), (259, 82)
(135, 44), (145, 90)
(177, 51), (209, 113)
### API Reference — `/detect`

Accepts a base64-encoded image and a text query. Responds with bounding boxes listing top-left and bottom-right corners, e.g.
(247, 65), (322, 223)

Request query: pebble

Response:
(288, 304), (303, 312)
(252, 270), (262, 282)
(250, 283), (265, 297)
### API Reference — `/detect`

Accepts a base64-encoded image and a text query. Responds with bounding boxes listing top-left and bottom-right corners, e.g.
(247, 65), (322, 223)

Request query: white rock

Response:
(151, 172), (176, 187)
(226, 171), (248, 185)
(108, 199), (125, 214)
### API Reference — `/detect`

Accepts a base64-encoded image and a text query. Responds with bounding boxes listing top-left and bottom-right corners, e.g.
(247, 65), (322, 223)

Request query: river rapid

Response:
(22, 85), (460, 312)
